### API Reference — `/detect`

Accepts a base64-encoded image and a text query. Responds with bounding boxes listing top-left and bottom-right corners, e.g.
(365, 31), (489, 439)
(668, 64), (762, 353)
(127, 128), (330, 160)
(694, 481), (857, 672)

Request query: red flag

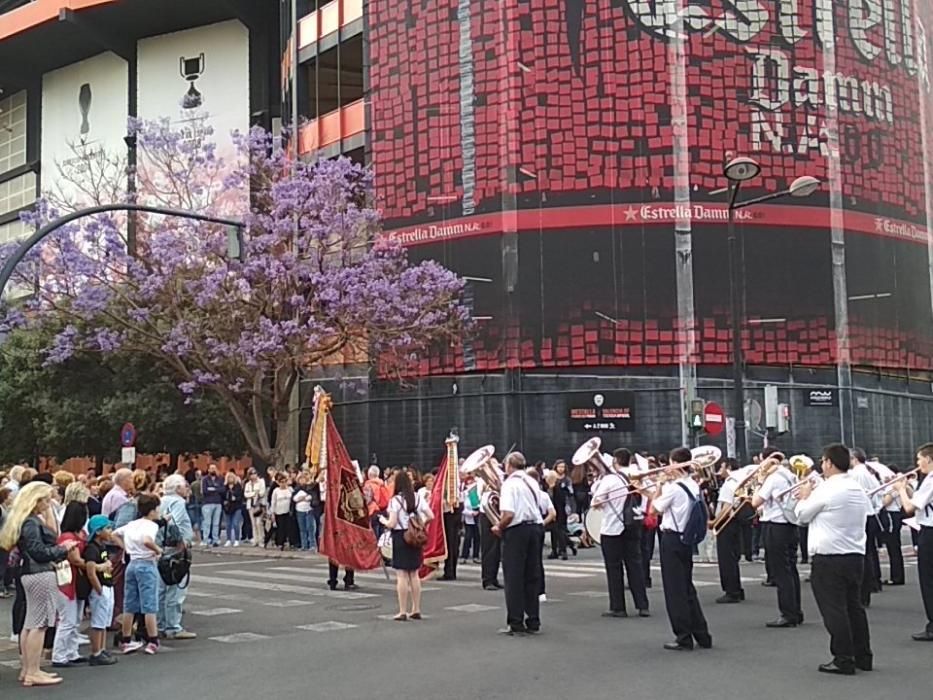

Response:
(418, 452), (449, 580)
(318, 416), (382, 571)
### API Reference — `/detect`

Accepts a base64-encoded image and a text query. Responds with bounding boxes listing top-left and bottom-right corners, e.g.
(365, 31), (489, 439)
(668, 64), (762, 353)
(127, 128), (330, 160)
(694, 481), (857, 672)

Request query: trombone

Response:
(867, 467), (920, 497)
(711, 452), (785, 536)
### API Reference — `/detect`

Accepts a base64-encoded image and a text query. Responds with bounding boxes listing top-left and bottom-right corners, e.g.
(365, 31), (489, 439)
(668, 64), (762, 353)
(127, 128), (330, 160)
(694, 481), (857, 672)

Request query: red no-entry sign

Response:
(703, 402), (725, 437)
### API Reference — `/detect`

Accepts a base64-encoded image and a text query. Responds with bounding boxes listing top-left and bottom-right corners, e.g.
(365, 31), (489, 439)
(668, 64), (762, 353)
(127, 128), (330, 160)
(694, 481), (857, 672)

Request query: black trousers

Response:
(862, 516), (882, 604)
(327, 563), (354, 588)
(918, 526), (933, 634)
(479, 514), (502, 587)
(739, 520), (753, 562)
(622, 523), (649, 609)
(810, 554), (871, 666)
(461, 523), (480, 559)
(443, 508), (462, 579)
(641, 526), (656, 585)
(600, 526), (649, 612)
(716, 517), (743, 596)
(502, 523), (543, 631)
(764, 522), (802, 621)
(659, 531), (711, 647)
(798, 526), (809, 563)
(550, 511), (568, 556)
(881, 510), (905, 584)
(759, 522), (774, 581)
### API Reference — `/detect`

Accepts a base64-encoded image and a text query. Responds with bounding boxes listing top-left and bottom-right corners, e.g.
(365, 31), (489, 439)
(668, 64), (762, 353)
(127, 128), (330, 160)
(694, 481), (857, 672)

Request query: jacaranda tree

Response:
(4, 121), (468, 467)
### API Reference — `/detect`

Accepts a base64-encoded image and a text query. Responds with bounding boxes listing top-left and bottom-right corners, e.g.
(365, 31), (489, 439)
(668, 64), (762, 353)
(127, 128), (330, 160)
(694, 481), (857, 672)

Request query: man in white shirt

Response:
(714, 462), (757, 604)
(751, 450), (802, 627)
(868, 460), (903, 587)
(895, 442), (933, 642)
(591, 449), (649, 618)
(794, 443), (872, 675)
(650, 446), (712, 651)
(492, 452), (544, 636)
(848, 448), (884, 606)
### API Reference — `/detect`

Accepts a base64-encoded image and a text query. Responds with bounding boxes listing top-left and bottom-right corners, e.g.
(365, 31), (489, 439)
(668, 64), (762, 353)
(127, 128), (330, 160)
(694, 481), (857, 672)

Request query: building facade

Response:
(287, 0), (933, 469)
(3, 1), (933, 469)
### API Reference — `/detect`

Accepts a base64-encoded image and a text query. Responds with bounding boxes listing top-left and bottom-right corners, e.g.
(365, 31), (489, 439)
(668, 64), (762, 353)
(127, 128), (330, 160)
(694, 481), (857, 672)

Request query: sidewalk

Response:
(193, 543), (325, 561)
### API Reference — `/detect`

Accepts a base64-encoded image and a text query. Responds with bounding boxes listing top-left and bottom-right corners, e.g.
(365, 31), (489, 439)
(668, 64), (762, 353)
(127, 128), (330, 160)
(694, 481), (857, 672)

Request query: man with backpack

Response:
(363, 466), (391, 538)
(650, 446), (712, 652)
(157, 475), (195, 640)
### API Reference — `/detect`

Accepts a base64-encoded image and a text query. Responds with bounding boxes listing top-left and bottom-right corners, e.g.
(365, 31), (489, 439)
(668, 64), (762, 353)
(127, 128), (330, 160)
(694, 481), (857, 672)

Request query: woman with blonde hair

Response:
(0, 482), (79, 687)
(63, 481), (90, 508)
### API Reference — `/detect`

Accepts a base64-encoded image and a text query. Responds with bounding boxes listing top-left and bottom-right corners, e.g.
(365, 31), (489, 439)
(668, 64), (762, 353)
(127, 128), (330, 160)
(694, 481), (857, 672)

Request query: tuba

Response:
(572, 437), (611, 479)
(789, 454), (814, 480)
(459, 445), (502, 526)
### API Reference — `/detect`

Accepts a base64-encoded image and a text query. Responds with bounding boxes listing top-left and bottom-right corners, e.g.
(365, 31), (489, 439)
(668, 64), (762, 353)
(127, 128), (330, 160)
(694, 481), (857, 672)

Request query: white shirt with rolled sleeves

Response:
(849, 462), (883, 514)
(756, 466), (796, 523)
(910, 475), (933, 527)
(591, 473), (629, 536)
(715, 465), (758, 516)
(653, 477), (700, 533)
(499, 472), (544, 527)
(794, 474), (871, 556)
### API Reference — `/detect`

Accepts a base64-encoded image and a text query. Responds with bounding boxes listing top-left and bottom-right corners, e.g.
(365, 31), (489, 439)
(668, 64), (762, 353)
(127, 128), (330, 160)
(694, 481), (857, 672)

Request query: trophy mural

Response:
(179, 53), (205, 109)
(78, 83), (92, 137)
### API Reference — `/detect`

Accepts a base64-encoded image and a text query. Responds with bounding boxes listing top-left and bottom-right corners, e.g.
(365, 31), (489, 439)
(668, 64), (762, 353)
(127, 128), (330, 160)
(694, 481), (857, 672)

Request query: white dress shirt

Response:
(619, 468), (646, 520)
(591, 473), (629, 536)
(499, 472), (544, 527)
(756, 466), (796, 523)
(910, 475), (933, 527)
(653, 477), (700, 533)
(849, 462), (883, 514)
(794, 473), (871, 555)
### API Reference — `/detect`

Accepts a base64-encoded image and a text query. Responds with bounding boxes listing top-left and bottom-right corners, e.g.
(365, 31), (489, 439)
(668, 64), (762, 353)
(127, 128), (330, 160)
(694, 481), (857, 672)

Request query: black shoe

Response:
(663, 641), (693, 651)
(327, 583), (337, 591)
(818, 661), (855, 676)
(638, 609), (650, 618)
(739, 590), (746, 601)
(344, 583), (359, 591)
(524, 626), (540, 635)
(601, 610), (628, 618)
(560, 554), (568, 561)
(762, 580), (776, 587)
(911, 631), (933, 641)
(89, 653), (118, 666)
(766, 616), (798, 628)
(547, 553), (559, 560)
(52, 660), (84, 668)
(855, 655), (873, 671)
(489, 582), (504, 589)
(695, 635), (713, 649)
(483, 584), (500, 591)
(497, 627), (525, 636)
(70, 656), (89, 664)
(437, 575), (455, 582)
(645, 578), (653, 589)
(716, 593), (742, 604)
(885, 580), (905, 586)
(796, 613), (805, 625)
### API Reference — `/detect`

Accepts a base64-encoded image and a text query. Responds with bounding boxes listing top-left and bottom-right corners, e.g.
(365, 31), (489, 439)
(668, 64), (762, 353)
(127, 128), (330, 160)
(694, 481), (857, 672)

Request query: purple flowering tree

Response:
(9, 121), (468, 466)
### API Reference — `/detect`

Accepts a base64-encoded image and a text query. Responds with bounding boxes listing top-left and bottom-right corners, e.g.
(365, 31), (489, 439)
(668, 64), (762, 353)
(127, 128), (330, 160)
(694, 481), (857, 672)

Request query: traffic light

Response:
(690, 399), (705, 432)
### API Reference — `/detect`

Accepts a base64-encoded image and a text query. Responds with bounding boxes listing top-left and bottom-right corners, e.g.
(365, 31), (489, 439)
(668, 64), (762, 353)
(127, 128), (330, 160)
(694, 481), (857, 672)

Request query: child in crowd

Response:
(113, 494), (163, 655)
(84, 515), (118, 665)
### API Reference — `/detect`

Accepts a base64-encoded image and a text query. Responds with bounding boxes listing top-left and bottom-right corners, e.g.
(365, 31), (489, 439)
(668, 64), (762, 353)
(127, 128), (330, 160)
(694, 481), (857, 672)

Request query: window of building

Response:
(0, 90), (27, 174)
(300, 34), (364, 121)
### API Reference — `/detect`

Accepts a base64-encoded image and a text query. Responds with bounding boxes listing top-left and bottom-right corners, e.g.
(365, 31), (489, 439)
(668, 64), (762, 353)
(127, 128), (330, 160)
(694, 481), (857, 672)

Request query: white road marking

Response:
(238, 568), (439, 592)
(444, 603), (500, 613)
(295, 621), (358, 632)
(190, 607), (243, 617)
(209, 632), (270, 643)
(192, 559), (278, 568)
(191, 574), (378, 599)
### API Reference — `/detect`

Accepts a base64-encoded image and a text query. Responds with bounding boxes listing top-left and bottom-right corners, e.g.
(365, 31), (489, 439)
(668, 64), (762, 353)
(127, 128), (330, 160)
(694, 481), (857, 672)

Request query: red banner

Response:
(418, 452), (449, 580)
(318, 417), (382, 571)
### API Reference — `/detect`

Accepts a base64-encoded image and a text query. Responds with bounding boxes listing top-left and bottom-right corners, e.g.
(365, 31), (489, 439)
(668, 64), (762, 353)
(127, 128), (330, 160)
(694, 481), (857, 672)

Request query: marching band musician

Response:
(872, 461), (905, 586)
(478, 459), (505, 591)
(848, 448), (884, 606)
(750, 449), (802, 628)
(650, 447), (712, 651)
(492, 452), (545, 636)
(590, 449), (650, 618)
(894, 442), (933, 642)
(526, 467), (557, 603)
(439, 459), (463, 582)
(793, 444), (873, 675)
(714, 461), (757, 604)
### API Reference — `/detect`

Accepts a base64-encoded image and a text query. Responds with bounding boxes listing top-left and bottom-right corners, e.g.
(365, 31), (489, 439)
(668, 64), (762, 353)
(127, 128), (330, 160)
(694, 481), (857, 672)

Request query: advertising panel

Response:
(40, 51), (128, 206)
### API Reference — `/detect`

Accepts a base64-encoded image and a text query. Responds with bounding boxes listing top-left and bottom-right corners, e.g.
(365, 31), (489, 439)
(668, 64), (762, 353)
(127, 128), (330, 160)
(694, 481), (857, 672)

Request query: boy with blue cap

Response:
(84, 515), (118, 666)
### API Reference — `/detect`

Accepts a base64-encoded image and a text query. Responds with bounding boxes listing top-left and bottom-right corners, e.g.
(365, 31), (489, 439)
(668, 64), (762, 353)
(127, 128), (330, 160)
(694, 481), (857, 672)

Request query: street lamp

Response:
(723, 157), (820, 465)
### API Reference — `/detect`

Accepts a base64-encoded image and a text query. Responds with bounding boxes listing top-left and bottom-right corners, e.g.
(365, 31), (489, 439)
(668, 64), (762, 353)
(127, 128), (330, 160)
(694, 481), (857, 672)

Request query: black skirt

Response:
(391, 529), (423, 572)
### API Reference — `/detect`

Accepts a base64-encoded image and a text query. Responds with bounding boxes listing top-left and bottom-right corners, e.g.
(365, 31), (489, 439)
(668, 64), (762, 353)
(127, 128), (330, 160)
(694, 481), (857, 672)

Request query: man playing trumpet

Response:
(750, 449), (803, 628)
(894, 443), (933, 642)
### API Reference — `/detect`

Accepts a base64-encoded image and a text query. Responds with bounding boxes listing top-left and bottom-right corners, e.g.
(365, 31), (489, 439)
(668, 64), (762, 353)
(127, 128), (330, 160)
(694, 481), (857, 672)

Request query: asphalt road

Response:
(0, 543), (930, 699)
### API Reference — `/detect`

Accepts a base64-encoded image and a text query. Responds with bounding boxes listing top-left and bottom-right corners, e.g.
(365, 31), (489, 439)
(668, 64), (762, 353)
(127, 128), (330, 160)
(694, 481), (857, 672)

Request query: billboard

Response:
(371, 1), (933, 243)
(137, 19), (250, 214)
(40, 51), (128, 206)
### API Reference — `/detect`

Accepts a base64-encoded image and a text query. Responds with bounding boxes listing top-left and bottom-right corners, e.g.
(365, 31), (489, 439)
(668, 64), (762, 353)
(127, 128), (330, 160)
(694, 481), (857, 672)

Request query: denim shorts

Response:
(124, 559), (160, 614)
(88, 587), (115, 629)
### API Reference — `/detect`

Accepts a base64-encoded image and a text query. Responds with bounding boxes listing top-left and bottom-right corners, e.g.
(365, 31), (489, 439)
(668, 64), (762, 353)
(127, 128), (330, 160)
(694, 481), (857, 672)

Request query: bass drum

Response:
(378, 530), (393, 560)
(584, 508), (604, 545)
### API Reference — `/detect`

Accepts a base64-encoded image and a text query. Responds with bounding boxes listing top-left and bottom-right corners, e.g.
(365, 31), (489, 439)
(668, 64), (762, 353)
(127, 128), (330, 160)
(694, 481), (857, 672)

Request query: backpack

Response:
(676, 483), (708, 547)
(401, 496), (428, 548)
(156, 521), (191, 587)
(365, 480), (390, 516)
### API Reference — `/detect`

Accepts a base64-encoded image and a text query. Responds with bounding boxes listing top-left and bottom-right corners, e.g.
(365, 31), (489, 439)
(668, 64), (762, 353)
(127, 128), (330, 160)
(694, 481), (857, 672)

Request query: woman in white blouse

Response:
(269, 474), (294, 551)
(380, 471), (434, 621)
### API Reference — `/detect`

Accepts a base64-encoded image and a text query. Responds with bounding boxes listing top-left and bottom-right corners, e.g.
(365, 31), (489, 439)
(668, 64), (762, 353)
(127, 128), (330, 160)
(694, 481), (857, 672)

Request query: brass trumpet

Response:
(588, 445), (722, 504)
(867, 467), (921, 497)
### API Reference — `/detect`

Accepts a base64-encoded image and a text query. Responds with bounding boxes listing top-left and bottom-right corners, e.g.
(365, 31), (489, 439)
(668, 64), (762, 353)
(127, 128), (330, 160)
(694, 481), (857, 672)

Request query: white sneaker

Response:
(233, 541), (240, 547)
(77, 634), (90, 646)
(224, 541), (232, 547)
(539, 594), (547, 603)
(10, 633), (18, 644)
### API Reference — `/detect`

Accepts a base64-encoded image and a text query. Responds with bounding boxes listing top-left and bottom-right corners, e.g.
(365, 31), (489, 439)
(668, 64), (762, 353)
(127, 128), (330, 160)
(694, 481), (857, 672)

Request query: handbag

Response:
(402, 496), (428, 548)
(54, 560), (73, 587)
(158, 547), (192, 588)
